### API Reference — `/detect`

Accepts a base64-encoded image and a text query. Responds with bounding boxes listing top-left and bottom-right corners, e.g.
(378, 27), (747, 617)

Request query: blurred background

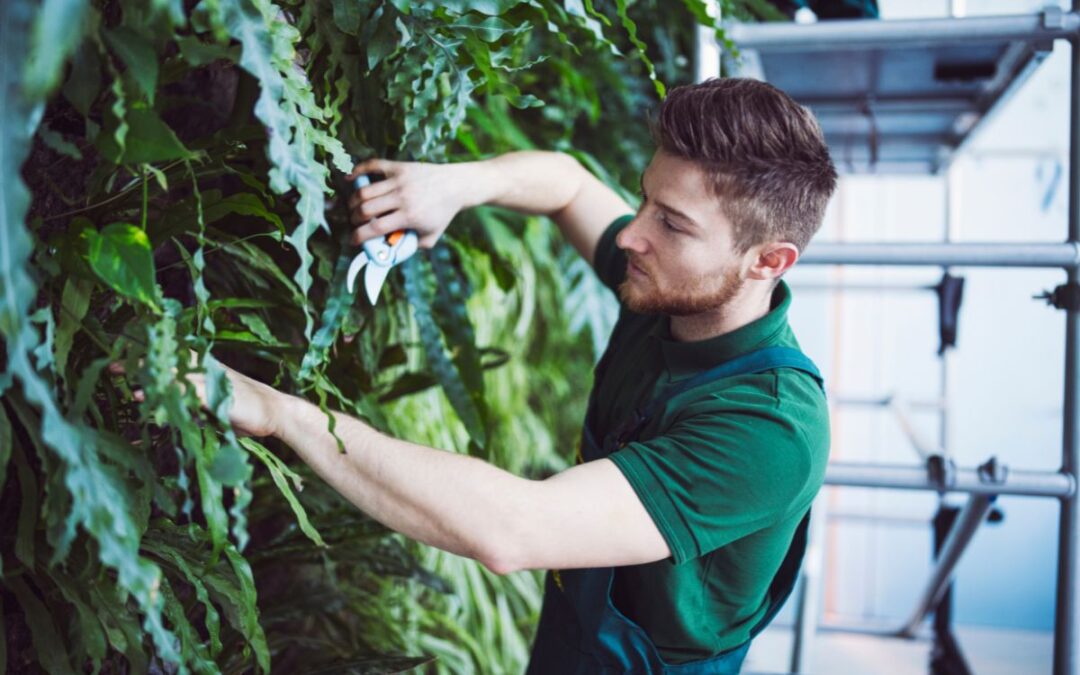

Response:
(745, 1), (1074, 673)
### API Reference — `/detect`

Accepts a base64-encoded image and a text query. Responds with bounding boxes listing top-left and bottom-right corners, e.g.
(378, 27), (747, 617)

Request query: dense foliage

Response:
(0, 0), (771, 672)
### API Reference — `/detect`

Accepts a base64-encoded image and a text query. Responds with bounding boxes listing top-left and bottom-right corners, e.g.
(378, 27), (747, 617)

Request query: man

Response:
(165, 77), (837, 673)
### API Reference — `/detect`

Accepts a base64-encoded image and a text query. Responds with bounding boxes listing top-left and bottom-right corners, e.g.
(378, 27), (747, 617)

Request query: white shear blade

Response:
(364, 263), (391, 305)
(346, 252), (369, 294)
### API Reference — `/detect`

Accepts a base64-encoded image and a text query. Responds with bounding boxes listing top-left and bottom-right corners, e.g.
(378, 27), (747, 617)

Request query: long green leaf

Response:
(401, 254), (487, 449)
(240, 437), (326, 547)
(5, 577), (75, 675)
(614, 0), (665, 97)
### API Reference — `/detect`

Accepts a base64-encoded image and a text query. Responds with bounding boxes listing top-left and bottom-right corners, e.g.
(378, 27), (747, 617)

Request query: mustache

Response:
(626, 255), (649, 276)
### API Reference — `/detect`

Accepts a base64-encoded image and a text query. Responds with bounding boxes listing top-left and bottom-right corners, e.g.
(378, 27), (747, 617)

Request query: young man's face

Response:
(615, 150), (749, 317)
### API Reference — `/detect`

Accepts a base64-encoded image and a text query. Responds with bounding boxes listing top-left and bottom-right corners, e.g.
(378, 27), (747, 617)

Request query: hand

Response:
(347, 158), (470, 249)
(109, 354), (283, 438)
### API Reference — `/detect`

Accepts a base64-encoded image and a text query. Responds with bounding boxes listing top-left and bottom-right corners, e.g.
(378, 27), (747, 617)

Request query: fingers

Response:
(349, 192), (401, 225)
(348, 178), (397, 211)
(351, 211), (409, 246)
(347, 158), (398, 181)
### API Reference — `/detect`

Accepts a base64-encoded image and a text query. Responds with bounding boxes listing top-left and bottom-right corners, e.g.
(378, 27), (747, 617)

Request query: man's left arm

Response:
(234, 370), (672, 575)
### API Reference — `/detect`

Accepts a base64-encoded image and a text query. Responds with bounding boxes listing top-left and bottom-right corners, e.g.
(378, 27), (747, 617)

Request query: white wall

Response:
(784, 0), (1071, 632)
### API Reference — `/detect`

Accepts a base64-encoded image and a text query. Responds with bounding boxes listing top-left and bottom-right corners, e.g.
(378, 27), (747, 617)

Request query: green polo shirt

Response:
(589, 215), (830, 664)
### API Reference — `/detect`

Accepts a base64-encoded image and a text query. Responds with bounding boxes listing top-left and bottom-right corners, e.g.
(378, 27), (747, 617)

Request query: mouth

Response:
(627, 258), (648, 278)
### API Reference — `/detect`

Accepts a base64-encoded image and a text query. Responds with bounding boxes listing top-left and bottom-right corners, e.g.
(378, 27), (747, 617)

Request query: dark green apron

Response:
(526, 346), (825, 674)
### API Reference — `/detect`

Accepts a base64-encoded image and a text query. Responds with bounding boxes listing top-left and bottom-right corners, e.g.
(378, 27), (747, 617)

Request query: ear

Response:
(746, 242), (799, 281)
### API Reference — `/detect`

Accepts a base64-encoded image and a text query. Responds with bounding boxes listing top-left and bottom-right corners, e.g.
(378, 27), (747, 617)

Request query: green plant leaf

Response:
(402, 254), (487, 449)
(96, 105), (193, 164)
(241, 437), (326, 547)
(84, 222), (160, 309)
(614, 0), (665, 97)
(53, 277), (93, 379)
(439, 0), (529, 16)
(24, 0), (89, 98)
(4, 577), (75, 675)
(50, 570), (108, 672)
(103, 26), (159, 104)
(61, 39), (102, 116)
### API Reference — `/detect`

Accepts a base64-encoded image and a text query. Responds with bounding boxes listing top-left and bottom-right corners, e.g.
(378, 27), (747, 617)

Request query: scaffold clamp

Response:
(1034, 281), (1080, 311)
(927, 455), (957, 493)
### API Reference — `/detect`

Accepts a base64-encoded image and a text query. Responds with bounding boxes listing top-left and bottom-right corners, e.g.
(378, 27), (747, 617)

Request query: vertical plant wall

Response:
(0, 0), (769, 672)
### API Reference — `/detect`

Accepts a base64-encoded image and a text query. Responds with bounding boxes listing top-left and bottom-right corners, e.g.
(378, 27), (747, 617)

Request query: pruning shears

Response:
(346, 174), (419, 304)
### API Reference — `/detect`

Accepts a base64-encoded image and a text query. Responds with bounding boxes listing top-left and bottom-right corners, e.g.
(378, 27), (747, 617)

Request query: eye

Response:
(657, 212), (680, 233)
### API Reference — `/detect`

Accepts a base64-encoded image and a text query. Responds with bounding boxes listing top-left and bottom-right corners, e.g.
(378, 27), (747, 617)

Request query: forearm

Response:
(458, 150), (589, 216)
(272, 394), (532, 569)
(456, 150), (629, 264)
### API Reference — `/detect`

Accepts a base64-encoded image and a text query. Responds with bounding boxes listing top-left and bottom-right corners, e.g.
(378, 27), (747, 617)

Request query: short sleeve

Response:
(607, 386), (816, 565)
(592, 214), (634, 292)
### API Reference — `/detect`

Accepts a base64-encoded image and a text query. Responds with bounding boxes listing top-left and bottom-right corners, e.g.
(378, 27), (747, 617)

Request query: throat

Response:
(669, 292), (771, 342)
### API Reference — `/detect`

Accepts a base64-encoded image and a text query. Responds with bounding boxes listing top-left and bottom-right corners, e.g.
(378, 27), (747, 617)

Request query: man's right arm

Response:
(347, 151), (632, 266)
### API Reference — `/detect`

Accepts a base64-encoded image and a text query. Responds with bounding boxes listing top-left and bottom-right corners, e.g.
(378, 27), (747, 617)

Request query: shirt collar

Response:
(649, 280), (793, 379)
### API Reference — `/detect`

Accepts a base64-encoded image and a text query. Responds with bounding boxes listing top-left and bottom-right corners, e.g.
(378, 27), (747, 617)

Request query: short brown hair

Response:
(651, 78), (837, 253)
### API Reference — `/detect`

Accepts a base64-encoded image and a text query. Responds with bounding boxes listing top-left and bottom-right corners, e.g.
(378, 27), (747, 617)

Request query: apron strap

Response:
(609, 346), (825, 450)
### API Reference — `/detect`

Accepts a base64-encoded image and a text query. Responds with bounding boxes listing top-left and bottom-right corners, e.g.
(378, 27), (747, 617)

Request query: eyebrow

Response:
(639, 173), (701, 231)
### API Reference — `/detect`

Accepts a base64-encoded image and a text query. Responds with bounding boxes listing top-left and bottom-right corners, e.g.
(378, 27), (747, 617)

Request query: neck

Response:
(669, 281), (775, 342)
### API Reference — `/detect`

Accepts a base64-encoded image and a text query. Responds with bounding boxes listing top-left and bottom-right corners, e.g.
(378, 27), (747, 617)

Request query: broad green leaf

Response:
(177, 34), (240, 66)
(61, 39), (101, 116)
(103, 26), (159, 103)
(96, 105), (193, 164)
(365, 7), (397, 70)
(447, 16), (529, 42)
(24, 0), (89, 98)
(85, 222), (160, 309)
(439, 0), (530, 16)
(331, 0), (363, 34)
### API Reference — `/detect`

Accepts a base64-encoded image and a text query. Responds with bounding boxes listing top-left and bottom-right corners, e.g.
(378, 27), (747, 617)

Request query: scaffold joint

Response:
(1035, 281), (1080, 311)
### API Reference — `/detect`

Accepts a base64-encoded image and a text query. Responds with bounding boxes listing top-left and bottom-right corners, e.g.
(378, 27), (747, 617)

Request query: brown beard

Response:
(617, 261), (744, 316)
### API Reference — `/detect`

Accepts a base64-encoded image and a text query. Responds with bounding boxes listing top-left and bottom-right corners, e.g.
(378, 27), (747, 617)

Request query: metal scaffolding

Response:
(719, 7), (1080, 675)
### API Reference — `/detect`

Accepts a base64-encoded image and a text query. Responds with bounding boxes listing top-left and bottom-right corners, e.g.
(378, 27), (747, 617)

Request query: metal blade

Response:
(346, 252), (369, 294)
(364, 263), (391, 305)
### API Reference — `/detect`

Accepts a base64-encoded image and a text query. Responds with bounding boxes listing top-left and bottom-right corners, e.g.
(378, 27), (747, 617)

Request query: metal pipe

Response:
(825, 462), (1076, 498)
(728, 10), (1080, 52)
(800, 242), (1080, 268)
(898, 495), (995, 638)
(1054, 9), (1080, 673)
(794, 281), (938, 293)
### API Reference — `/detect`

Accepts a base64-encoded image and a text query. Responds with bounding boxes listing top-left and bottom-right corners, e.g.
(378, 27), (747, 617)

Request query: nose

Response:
(615, 214), (649, 255)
